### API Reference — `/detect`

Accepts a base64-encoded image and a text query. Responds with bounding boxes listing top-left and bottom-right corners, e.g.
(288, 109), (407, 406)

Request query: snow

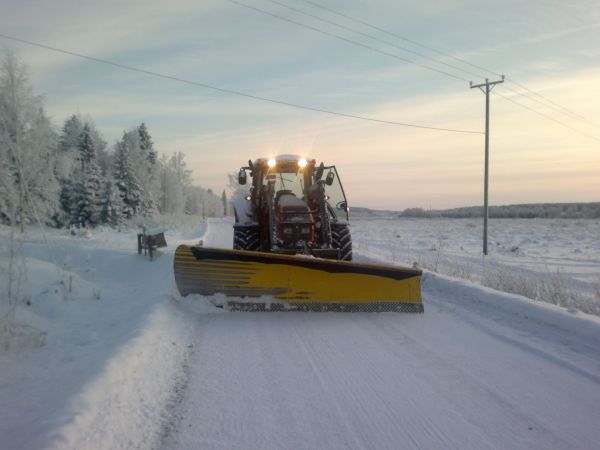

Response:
(1, 218), (600, 449)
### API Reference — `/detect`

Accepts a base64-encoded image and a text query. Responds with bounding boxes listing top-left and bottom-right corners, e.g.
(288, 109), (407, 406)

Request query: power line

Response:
(494, 90), (600, 142)
(504, 77), (600, 128)
(0, 33), (483, 135)
(300, 0), (501, 78)
(273, 0), (597, 133)
(225, 0), (470, 83)
(296, 0), (600, 132)
(265, 0), (483, 81)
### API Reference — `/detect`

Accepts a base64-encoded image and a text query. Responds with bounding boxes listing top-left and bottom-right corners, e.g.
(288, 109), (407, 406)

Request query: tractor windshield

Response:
(261, 162), (348, 220)
(264, 171), (305, 198)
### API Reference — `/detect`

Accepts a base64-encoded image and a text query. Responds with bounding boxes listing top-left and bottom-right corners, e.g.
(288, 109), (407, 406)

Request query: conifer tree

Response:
(77, 123), (96, 169)
(113, 133), (141, 219)
(57, 178), (74, 226)
(136, 123), (157, 216)
(59, 115), (84, 154)
(71, 124), (102, 226)
(138, 122), (157, 165)
(99, 180), (123, 228)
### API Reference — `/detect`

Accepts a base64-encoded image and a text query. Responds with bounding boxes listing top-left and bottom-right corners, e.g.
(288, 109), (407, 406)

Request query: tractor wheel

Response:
(331, 223), (352, 261)
(233, 226), (260, 251)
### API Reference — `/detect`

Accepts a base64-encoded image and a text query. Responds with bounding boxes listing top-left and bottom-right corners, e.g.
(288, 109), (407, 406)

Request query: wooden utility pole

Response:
(470, 76), (504, 255)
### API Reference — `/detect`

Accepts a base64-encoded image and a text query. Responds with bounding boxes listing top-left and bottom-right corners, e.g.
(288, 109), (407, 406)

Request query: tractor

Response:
(233, 155), (352, 261)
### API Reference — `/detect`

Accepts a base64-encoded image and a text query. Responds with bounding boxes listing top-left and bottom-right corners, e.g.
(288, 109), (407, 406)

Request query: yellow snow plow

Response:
(174, 245), (422, 312)
(173, 155), (423, 312)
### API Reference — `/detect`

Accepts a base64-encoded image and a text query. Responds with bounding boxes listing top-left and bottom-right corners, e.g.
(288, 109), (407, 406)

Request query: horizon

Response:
(352, 200), (600, 213)
(1, 0), (599, 210)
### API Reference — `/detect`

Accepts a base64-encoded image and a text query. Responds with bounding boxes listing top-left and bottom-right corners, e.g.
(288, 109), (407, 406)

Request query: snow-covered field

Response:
(1, 218), (600, 449)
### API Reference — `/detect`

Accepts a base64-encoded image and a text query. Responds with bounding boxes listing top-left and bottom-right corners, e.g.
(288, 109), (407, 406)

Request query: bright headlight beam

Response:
(267, 158), (276, 168)
(298, 158), (307, 168)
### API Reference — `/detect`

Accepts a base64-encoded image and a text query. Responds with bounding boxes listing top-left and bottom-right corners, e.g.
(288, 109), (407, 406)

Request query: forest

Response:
(0, 51), (224, 231)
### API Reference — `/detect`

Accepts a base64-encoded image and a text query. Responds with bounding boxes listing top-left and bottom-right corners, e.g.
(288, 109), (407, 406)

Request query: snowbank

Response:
(423, 271), (600, 345)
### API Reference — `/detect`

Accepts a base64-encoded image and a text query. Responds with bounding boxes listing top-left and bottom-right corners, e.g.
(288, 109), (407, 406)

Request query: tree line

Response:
(0, 51), (223, 230)
(397, 203), (600, 219)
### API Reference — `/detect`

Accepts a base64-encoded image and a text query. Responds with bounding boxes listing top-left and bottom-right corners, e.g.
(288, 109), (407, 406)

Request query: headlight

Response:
(298, 158), (307, 168)
(267, 158), (276, 168)
(244, 195), (252, 201)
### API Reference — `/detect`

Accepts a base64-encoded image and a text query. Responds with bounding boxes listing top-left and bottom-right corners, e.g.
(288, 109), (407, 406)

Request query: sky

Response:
(0, 0), (599, 210)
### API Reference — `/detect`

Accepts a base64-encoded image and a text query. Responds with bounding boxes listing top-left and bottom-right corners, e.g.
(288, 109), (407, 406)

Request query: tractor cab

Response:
(238, 155), (349, 221)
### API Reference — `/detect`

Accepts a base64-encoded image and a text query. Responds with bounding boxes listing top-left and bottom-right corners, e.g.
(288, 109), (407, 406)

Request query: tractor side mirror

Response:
(238, 168), (247, 185)
(325, 171), (335, 186)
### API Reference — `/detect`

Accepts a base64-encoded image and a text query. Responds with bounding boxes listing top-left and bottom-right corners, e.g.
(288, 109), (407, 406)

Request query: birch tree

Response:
(0, 50), (59, 228)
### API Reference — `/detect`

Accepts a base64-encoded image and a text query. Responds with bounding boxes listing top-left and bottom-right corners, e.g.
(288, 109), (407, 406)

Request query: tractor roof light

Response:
(298, 158), (307, 168)
(267, 158), (276, 168)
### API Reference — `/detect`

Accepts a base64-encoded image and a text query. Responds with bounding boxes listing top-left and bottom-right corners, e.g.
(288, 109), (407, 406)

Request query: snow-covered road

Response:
(164, 219), (600, 450)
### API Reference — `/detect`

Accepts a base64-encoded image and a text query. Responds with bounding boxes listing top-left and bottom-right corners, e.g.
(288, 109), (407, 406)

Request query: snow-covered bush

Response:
(442, 258), (474, 281)
(481, 265), (600, 315)
(0, 318), (47, 352)
(482, 265), (539, 300)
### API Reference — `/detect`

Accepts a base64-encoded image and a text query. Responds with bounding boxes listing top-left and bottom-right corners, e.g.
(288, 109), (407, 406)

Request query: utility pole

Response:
(470, 76), (504, 255)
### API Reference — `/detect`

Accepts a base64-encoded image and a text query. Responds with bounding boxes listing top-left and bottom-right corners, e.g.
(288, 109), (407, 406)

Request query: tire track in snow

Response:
(343, 315), (465, 449)
(361, 313), (568, 450)
(295, 313), (467, 450)
(423, 277), (600, 384)
(365, 307), (600, 450)
(291, 314), (427, 449)
(288, 318), (368, 450)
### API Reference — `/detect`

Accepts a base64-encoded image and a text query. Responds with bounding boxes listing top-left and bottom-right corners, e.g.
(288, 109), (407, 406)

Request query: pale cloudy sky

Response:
(1, 0), (599, 209)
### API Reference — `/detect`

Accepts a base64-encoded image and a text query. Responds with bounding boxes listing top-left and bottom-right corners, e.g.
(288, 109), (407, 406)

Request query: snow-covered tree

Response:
(70, 124), (102, 226)
(113, 133), (141, 219)
(158, 152), (188, 215)
(56, 114), (83, 179)
(0, 50), (59, 228)
(221, 190), (228, 216)
(116, 126), (156, 217)
(202, 188), (223, 217)
(137, 123), (157, 216)
(99, 179), (123, 228)
(77, 123), (95, 168)
(88, 122), (109, 175)
(138, 122), (157, 165)
(57, 114), (109, 178)
(55, 115), (110, 226)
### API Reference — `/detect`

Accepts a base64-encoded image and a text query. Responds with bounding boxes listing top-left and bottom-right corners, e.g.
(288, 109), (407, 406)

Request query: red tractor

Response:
(233, 155), (352, 260)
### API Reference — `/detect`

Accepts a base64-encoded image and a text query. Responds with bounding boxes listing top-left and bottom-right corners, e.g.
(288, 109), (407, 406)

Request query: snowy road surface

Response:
(164, 220), (600, 450)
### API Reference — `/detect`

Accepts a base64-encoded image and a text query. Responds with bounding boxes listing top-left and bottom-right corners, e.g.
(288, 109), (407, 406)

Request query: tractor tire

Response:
(331, 223), (352, 261)
(233, 226), (260, 251)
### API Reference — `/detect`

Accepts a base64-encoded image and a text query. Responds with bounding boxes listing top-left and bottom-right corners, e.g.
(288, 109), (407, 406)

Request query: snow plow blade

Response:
(174, 245), (423, 312)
